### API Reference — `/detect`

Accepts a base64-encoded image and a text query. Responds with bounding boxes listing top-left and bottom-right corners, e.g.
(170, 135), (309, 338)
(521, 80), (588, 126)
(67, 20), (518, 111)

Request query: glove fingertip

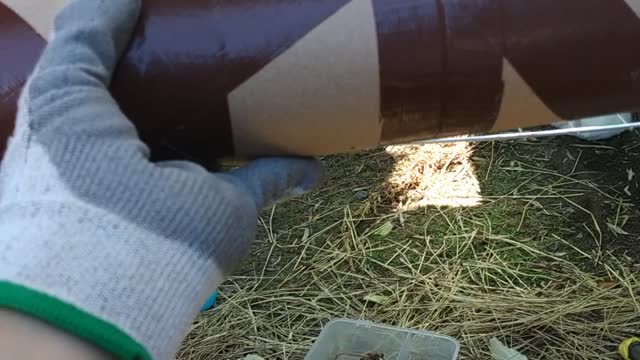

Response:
(228, 157), (324, 208)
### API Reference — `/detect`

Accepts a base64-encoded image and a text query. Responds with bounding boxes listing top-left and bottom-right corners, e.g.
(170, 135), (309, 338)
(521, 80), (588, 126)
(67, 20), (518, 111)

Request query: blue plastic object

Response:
(200, 290), (218, 311)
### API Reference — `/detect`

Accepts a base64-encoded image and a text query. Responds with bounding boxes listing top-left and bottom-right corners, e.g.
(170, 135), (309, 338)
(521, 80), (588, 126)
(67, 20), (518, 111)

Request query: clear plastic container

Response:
(305, 319), (459, 360)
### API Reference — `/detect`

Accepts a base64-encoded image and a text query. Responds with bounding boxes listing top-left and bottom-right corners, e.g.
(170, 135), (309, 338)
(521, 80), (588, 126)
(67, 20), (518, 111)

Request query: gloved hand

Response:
(0, 1), (322, 359)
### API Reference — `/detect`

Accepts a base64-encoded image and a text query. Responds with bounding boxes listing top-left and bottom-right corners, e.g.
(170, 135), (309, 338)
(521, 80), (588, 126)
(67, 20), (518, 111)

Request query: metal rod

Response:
(416, 121), (640, 144)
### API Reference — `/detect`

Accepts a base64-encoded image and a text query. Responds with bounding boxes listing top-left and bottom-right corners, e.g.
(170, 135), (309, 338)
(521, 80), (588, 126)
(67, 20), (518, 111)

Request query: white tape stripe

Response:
(1, 0), (65, 40)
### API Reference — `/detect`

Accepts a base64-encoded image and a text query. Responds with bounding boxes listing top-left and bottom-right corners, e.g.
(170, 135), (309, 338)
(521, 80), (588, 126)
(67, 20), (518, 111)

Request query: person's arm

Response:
(0, 309), (114, 360)
(0, 1), (322, 359)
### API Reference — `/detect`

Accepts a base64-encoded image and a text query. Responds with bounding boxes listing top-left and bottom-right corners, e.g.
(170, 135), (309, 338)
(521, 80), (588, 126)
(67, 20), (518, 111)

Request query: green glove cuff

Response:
(0, 281), (151, 360)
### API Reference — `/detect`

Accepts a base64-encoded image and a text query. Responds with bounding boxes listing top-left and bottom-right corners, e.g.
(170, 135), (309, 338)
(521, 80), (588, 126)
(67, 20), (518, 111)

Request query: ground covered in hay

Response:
(178, 133), (640, 360)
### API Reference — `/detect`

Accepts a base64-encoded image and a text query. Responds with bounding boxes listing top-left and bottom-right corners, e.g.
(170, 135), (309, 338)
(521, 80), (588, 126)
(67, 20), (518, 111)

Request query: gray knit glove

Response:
(0, 1), (322, 359)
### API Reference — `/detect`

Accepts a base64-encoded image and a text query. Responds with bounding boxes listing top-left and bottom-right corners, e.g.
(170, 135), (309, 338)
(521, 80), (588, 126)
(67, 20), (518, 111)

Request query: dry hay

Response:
(179, 139), (640, 360)
(384, 141), (483, 209)
(180, 210), (640, 359)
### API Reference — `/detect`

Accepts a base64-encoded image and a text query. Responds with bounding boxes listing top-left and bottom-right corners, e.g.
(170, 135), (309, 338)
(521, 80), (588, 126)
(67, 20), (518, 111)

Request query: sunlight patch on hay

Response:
(384, 141), (483, 209)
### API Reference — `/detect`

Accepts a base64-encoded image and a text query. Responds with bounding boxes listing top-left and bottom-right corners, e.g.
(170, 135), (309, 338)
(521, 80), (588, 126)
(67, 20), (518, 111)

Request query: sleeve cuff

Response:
(0, 281), (151, 360)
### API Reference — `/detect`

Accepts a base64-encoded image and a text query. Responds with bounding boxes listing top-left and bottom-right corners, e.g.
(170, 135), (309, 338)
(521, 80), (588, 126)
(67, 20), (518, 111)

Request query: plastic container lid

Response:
(305, 319), (460, 360)
(552, 113), (633, 141)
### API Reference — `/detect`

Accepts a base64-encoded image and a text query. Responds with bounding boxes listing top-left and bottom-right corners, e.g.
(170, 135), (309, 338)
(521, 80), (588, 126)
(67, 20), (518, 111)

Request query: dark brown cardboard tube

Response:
(0, 2), (46, 157)
(372, 0), (444, 143)
(1, 0), (640, 163)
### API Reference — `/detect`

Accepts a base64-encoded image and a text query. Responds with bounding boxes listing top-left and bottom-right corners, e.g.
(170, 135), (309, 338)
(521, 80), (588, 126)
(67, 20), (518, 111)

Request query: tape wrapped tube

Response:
(2, 0), (640, 163)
